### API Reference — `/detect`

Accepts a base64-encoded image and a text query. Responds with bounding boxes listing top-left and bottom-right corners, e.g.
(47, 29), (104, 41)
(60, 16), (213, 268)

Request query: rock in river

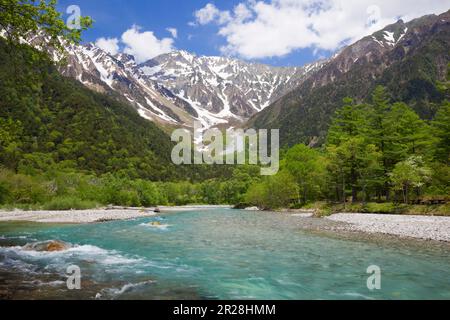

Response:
(23, 240), (71, 252)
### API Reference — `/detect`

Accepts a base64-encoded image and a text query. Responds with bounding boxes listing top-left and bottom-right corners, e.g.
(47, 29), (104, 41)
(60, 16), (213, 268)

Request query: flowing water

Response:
(0, 209), (449, 300)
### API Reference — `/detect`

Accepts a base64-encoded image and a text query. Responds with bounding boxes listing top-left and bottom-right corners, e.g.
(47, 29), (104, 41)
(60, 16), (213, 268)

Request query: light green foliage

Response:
(390, 156), (432, 204)
(0, 169), (50, 204)
(0, 166), (256, 209)
(245, 183), (267, 209)
(42, 196), (98, 210)
(0, 0), (92, 49)
(245, 172), (299, 210)
(284, 144), (326, 204)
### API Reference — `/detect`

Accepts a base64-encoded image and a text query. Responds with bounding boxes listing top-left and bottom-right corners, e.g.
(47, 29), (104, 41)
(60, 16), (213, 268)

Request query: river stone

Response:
(23, 240), (71, 252)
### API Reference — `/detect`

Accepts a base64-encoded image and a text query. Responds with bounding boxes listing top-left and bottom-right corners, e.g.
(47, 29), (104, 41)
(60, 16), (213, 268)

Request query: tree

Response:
(0, 118), (23, 169)
(383, 102), (434, 162)
(284, 144), (326, 204)
(245, 183), (266, 209)
(326, 137), (381, 205)
(327, 97), (368, 145)
(364, 87), (435, 200)
(389, 156), (432, 204)
(431, 103), (450, 164)
(326, 144), (349, 205)
(326, 98), (372, 202)
(0, 0), (92, 49)
(264, 172), (299, 209)
(245, 172), (299, 210)
(219, 165), (261, 204)
(357, 144), (382, 204)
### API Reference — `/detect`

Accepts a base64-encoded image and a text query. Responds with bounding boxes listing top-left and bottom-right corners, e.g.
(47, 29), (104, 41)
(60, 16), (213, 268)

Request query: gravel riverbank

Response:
(327, 213), (450, 242)
(0, 206), (232, 224)
(0, 209), (157, 224)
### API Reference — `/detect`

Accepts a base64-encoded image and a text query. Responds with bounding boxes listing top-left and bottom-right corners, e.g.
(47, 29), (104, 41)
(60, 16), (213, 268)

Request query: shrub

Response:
(0, 181), (10, 204)
(245, 172), (299, 210)
(364, 202), (399, 214)
(133, 180), (164, 207)
(42, 196), (98, 210)
(1, 172), (50, 204)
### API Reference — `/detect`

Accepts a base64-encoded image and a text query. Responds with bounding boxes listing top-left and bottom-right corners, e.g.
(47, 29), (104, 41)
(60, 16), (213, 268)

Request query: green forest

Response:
(0, 1), (448, 214)
(245, 84), (449, 215)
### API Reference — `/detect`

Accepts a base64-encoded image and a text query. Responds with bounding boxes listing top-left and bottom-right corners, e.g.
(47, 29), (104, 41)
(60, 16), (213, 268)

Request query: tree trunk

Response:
(405, 185), (409, 204)
(342, 172), (346, 209)
(362, 181), (367, 206)
(352, 187), (358, 203)
(403, 185), (408, 204)
(302, 183), (307, 205)
(385, 182), (391, 202)
(351, 167), (358, 203)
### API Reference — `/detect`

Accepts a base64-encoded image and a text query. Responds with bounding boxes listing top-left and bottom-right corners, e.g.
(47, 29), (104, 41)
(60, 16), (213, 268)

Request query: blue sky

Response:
(55, 0), (331, 66)
(56, 0), (449, 67)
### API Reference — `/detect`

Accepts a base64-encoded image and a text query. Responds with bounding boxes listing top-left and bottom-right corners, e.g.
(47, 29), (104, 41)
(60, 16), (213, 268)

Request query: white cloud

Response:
(95, 37), (120, 55)
(194, 0), (450, 59)
(166, 27), (178, 38)
(194, 3), (232, 25)
(195, 3), (221, 25)
(121, 25), (175, 63)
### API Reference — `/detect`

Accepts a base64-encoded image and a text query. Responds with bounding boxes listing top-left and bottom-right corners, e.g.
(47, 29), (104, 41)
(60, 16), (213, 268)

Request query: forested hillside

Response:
(0, 39), (181, 180)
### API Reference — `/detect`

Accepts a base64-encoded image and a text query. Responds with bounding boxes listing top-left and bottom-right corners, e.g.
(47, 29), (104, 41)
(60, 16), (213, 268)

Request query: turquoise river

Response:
(0, 209), (449, 299)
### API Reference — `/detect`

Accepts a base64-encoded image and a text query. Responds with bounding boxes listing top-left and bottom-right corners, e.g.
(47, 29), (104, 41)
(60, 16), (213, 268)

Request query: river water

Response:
(0, 209), (449, 299)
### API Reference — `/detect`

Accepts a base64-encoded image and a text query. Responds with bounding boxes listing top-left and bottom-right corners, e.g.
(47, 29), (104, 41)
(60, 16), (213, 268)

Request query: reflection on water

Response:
(0, 209), (449, 300)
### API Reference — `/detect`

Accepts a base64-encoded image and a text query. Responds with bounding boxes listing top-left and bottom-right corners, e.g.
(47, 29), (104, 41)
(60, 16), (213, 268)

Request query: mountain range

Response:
(8, 10), (450, 145)
(249, 10), (450, 146)
(25, 36), (325, 130)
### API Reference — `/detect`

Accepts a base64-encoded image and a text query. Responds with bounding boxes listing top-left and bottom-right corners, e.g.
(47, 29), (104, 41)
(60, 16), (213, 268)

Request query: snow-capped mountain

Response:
(20, 33), (325, 129)
(140, 51), (325, 127)
(8, 12), (438, 132)
(60, 43), (197, 126)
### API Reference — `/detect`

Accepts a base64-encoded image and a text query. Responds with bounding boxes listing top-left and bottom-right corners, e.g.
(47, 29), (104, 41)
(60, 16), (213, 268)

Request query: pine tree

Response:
(326, 98), (372, 202)
(366, 86), (392, 200)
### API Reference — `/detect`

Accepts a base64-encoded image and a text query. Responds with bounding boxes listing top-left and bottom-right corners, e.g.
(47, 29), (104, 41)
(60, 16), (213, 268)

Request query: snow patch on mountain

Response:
(13, 31), (326, 129)
(140, 51), (325, 124)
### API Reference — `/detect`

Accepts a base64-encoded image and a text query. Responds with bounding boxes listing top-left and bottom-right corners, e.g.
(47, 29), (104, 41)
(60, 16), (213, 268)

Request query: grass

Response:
(0, 203), (43, 211)
(304, 202), (450, 217)
(42, 197), (99, 211)
(1, 197), (100, 211)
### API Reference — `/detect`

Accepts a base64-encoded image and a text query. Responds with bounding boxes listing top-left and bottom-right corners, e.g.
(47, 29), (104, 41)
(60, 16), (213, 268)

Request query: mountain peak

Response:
(137, 47), (322, 126)
(115, 52), (136, 65)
